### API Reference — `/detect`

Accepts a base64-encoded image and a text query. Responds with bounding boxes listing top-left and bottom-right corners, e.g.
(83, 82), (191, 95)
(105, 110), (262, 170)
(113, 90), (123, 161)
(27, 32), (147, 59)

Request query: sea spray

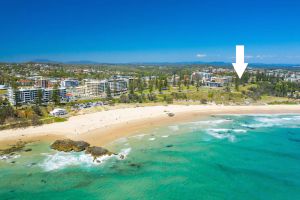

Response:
(40, 148), (132, 171)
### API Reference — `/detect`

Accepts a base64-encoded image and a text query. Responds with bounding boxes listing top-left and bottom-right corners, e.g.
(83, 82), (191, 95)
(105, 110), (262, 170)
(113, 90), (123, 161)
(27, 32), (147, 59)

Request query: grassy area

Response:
(1, 81), (299, 131)
(0, 90), (7, 95)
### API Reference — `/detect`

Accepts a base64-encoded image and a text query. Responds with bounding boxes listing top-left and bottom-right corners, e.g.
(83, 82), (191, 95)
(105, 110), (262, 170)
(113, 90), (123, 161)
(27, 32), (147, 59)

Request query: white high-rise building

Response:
(8, 87), (66, 105)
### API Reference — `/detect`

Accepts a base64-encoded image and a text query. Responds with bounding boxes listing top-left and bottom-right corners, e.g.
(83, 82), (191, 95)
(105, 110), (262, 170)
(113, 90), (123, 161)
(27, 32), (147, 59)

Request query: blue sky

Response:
(0, 0), (300, 64)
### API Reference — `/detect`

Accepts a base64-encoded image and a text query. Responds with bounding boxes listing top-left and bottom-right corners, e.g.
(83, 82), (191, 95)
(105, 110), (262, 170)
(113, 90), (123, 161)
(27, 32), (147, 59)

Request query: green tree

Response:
(52, 84), (60, 105)
(149, 80), (154, 93)
(234, 76), (240, 91)
(35, 89), (43, 105)
(106, 83), (112, 99)
(129, 80), (135, 94)
(0, 98), (15, 125)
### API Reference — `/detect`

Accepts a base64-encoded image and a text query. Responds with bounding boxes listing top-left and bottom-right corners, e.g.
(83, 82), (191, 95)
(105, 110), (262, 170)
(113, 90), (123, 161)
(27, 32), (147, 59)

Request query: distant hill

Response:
(4, 59), (299, 68)
(65, 60), (100, 64)
(29, 59), (61, 64)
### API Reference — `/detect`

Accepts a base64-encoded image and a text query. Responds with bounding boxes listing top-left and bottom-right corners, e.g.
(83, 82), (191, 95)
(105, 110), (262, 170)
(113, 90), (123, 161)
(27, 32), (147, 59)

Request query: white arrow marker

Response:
(232, 45), (248, 78)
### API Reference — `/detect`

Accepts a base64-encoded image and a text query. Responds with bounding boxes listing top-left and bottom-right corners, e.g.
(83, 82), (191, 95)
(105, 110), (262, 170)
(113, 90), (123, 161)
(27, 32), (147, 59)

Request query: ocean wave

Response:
(40, 152), (95, 171)
(242, 115), (300, 128)
(168, 125), (179, 131)
(190, 119), (232, 126)
(40, 148), (131, 171)
(149, 137), (156, 141)
(130, 134), (147, 139)
(233, 129), (247, 133)
(206, 129), (236, 142)
(0, 154), (20, 161)
(217, 114), (297, 117)
(255, 116), (300, 123)
(240, 123), (273, 128)
(161, 135), (169, 138)
(118, 148), (131, 160)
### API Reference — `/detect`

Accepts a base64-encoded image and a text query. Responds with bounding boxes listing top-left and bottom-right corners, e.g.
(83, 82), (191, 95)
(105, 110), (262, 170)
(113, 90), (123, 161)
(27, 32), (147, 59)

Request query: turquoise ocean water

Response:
(1, 114), (300, 200)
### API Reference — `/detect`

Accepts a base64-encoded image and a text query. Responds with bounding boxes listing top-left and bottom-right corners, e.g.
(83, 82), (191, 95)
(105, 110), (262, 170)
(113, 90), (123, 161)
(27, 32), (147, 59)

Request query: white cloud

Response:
(196, 54), (207, 58)
(256, 55), (275, 59)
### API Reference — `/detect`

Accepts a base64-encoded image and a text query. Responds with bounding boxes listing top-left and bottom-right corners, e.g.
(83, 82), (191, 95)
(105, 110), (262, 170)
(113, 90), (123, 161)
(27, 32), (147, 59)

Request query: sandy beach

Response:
(1, 105), (300, 147)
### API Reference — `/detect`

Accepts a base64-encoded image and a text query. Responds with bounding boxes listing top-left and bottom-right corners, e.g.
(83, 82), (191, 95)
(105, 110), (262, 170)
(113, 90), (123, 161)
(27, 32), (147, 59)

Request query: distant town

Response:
(0, 62), (300, 129)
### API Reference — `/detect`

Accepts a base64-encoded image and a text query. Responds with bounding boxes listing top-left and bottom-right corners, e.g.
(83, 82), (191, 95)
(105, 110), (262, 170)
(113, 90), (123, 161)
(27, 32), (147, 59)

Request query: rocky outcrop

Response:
(85, 146), (114, 159)
(167, 112), (175, 117)
(50, 139), (90, 152)
(50, 139), (114, 161)
(0, 141), (27, 156)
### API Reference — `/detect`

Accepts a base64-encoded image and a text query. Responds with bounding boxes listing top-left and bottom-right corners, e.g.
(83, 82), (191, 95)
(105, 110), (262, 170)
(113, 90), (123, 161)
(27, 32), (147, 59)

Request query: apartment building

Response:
(61, 79), (79, 88)
(85, 80), (106, 97)
(191, 72), (212, 82)
(84, 77), (128, 97)
(8, 87), (67, 105)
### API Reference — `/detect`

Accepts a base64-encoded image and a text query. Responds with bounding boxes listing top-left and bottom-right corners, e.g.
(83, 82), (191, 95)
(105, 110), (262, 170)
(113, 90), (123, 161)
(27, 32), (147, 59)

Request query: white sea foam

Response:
(118, 148), (131, 160)
(0, 154), (20, 161)
(161, 135), (169, 138)
(217, 114), (291, 117)
(40, 152), (95, 171)
(207, 128), (230, 133)
(168, 125), (179, 131)
(40, 148), (132, 171)
(241, 123), (273, 128)
(190, 119), (232, 126)
(205, 129), (236, 142)
(130, 134), (147, 139)
(149, 137), (156, 141)
(233, 129), (247, 133)
(242, 115), (300, 128)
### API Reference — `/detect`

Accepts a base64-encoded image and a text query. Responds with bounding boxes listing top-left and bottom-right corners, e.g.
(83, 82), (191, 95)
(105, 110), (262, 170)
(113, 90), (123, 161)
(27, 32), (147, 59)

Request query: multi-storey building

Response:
(8, 87), (66, 105)
(61, 79), (79, 88)
(85, 80), (106, 97)
(84, 77), (128, 97)
(191, 72), (212, 82)
(34, 77), (50, 88)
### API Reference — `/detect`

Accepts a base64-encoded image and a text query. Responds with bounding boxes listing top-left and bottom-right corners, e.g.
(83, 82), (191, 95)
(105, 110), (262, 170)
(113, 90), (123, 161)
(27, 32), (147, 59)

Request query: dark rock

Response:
(41, 179), (47, 184)
(129, 163), (142, 168)
(50, 139), (90, 152)
(166, 145), (174, 148)
(11, 161), (16, 164)
(85, 146), (113, 160)
(24, 148), (32, 152)
(167, 112), (175, 117)
(0, 141), (27, 156)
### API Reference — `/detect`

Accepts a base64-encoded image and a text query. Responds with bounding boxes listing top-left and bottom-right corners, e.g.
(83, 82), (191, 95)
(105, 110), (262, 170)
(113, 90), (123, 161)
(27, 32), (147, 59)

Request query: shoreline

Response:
(1, 105), (300, 148)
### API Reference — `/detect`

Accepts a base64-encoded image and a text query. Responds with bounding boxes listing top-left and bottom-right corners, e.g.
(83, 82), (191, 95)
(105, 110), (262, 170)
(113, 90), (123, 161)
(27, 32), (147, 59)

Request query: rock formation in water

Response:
(0, 141), (27, 156)
(167, 112), (175, 117)
(51, 139), (114, 160)
(85, 146), (114, 160)
(50, 139), (90, 152)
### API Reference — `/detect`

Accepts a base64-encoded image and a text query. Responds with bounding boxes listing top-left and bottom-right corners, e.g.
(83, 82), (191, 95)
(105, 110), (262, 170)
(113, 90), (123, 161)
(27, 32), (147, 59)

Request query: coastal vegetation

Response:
(0, 63), (300, 130)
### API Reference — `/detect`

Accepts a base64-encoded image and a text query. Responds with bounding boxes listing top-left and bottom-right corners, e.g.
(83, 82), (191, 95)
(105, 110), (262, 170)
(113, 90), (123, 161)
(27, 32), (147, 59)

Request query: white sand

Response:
(1, 105), (300, 146)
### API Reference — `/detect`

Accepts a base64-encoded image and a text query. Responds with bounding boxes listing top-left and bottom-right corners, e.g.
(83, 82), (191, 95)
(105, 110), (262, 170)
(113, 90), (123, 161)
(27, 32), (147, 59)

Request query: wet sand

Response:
(1, 105), (300, 148)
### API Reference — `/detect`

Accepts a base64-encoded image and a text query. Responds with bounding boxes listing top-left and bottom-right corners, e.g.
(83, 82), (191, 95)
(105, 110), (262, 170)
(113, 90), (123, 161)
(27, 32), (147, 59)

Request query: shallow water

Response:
(1, 114), (300, 199)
